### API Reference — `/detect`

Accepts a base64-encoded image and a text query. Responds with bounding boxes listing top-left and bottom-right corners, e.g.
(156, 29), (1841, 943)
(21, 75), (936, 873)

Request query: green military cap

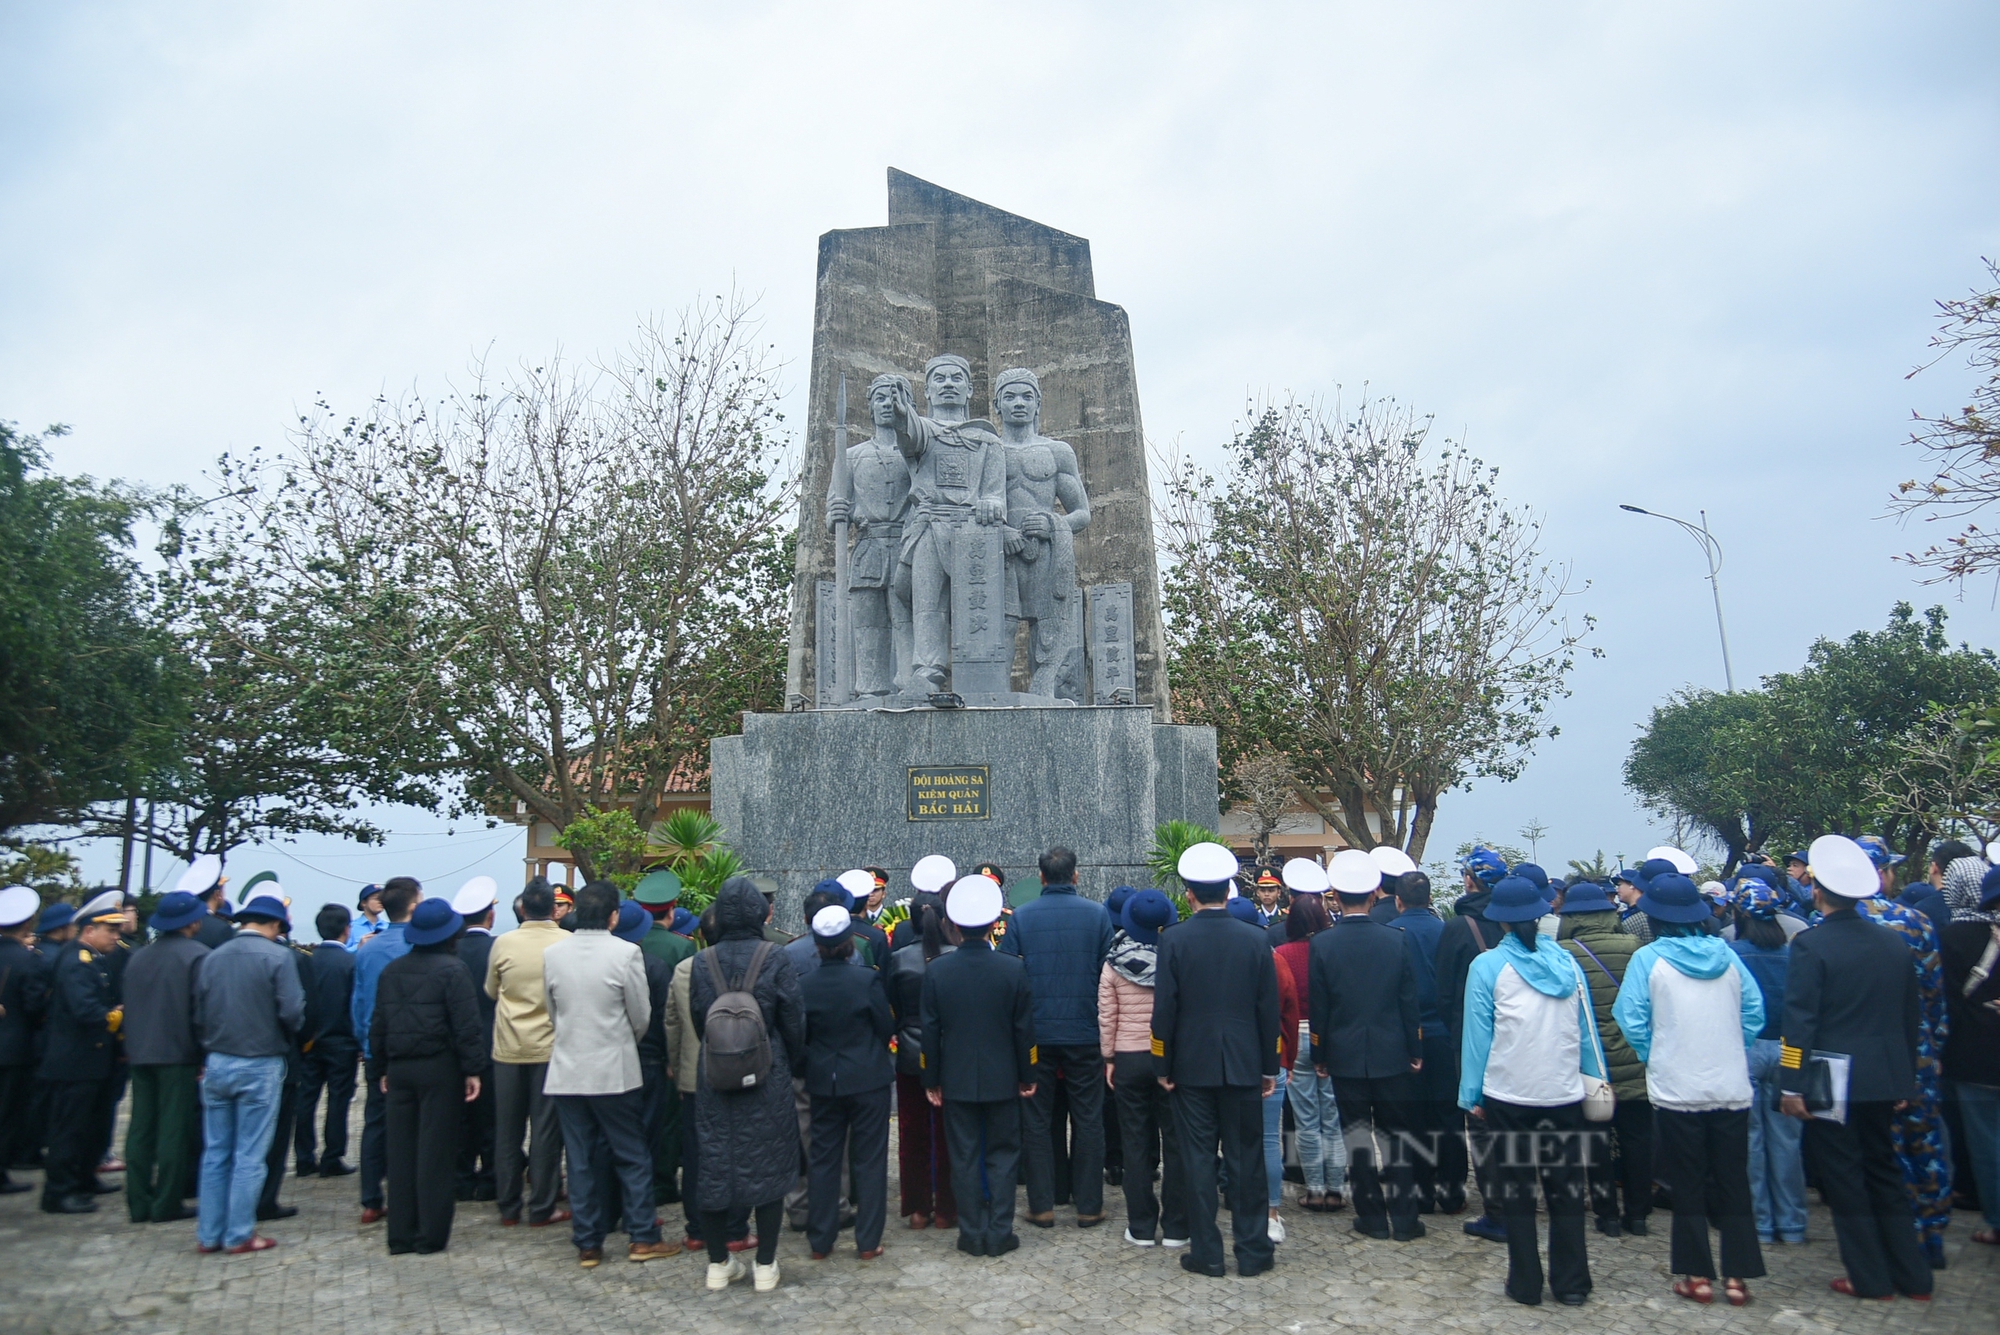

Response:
(1006, 874), (1042, 909)
(633, 868), (682, 906)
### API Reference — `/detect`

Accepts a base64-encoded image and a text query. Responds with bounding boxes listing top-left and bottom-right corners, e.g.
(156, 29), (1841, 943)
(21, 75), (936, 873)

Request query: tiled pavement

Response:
(0, 1107), (1992, 1335)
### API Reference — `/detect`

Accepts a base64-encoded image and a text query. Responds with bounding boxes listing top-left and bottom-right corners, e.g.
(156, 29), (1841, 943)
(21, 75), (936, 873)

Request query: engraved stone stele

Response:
(785, 169), (1172, 717)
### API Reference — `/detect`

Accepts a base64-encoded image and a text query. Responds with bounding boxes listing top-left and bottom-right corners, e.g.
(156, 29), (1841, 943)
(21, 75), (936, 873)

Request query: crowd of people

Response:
(0, 828), (1995, 1308)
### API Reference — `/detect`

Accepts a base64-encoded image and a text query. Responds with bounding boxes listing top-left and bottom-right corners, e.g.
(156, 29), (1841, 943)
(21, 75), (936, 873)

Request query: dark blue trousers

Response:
(554, 1088), (659, 1251)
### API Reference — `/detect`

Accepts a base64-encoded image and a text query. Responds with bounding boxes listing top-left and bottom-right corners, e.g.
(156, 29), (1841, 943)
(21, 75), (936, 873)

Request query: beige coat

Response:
(668, 955), (700, 1094)
(483, 920), (565, 1065)
(541, 929), (650, 1096)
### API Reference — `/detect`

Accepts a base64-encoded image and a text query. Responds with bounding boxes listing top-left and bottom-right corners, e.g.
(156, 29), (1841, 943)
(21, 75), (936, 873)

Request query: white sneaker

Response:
(1123, 1228), (1155, 1247)
(753, 1260), (781, 1292)
(1161, 1235), (1190, 1249)
(706, 1256), (746, 1290)
(1268, 1214), (1285, 1245)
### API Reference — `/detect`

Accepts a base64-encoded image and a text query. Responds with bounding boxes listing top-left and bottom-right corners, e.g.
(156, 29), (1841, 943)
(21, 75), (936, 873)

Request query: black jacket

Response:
(455, 930), (497, 1068)
(637, 948), (671, 1070)
(887, 942), (932, 1075)
(0, 935), (51, 1067)
(852, 920), (891, 972)
(801, 957), (895, 1097)
(1434, 886), (1496, 1039)
(121, 934), (209, 1066)
(39, 940), (119, 1082)
(1307, 914), (1421, 1078)
(1778, 908), (1920, 1103)
(306, 943), (356, 1042)
(918, 940), (1036, 1102)
(366, 945), (484, 1083)
(1941, 918), (2000, 1088)
(1151, 907), (1281, 1088)
(193, 911), (235, 951)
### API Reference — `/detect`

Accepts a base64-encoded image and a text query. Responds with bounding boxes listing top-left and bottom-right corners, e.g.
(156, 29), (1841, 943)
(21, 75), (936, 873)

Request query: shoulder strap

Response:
(735, 940), (775, 993)
(1466, 917), (1487, 951)
(701, 946), (728, 997)
(1573, 939), (1623, 988)
(1571, 955), (1610, 1075)
(1965, 926), (2000, 1000)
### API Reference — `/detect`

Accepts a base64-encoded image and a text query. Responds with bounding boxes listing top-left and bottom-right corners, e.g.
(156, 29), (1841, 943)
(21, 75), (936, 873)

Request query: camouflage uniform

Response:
(1857, 895), (1952, 1251)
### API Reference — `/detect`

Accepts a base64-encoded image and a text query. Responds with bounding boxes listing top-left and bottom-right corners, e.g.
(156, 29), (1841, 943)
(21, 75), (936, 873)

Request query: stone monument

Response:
(714, 170), (1216, 920)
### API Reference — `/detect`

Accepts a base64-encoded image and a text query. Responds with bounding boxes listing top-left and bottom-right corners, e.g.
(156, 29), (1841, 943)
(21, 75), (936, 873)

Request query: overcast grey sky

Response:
(6, 1), (1998, 915)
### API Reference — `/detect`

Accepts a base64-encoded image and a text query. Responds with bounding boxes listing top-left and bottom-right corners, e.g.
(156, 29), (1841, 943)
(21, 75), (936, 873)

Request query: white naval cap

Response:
(837, 869), (876, 900)
(1327, 849), (1383, 896)
(1281, 858), (1328, 895)
(1807, 835), (1878, 899)
(946, 874), (1003, 928)
(0, 885), (40, 929)
(1645, 846), (1698, 876)
(1368, 845), (1417, 878)
(911, 855), (957, 894)
(811, 905), (853, 938)
(1176, 842), (1238, 887)
(174, 853), (223, 896)
(451, 876), (498, 916)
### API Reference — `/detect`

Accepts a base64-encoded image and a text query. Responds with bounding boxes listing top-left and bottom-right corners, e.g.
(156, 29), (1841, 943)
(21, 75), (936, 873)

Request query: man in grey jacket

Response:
(191, 894), (305, 1254)
(121, 892), (210, 1223)
(542, 881), (672, 1266)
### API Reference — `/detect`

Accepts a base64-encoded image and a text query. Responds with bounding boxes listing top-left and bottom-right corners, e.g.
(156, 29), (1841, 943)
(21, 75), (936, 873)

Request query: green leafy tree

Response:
(1626, 604), (2000, 871)
(1147, 819), (1223, 918)
(1158, 396), (1591, 860)
(0, 422), (175, 838)
(0, 843), (86, 904)
(79, 495), (437, 867)
(554, 805), (648, 890)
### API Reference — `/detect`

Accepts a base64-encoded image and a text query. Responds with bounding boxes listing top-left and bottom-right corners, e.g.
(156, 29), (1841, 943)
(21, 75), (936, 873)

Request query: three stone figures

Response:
(823, 355), (1091, 705)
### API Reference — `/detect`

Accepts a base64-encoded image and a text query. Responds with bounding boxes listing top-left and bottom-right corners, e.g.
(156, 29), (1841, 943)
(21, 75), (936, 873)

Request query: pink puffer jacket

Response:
(1099, 962), (1154, 1057)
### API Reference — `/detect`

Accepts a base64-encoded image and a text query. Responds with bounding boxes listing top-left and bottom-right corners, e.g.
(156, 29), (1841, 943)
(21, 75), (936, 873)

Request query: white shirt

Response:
(1638, 957), (1754, 1112)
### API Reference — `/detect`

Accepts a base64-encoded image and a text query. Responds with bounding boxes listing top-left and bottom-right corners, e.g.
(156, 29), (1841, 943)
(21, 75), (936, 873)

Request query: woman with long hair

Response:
(888, 890), (956, 1229)
(1275, 871), (1346, 1212)
(1459, 875), (1608, 1307)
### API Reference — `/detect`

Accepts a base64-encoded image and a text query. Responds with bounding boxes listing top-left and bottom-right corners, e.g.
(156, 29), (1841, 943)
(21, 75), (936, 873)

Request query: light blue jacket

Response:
(1611, 935), (1764, 1064)
(1458, 931), (1605, 1112)
(350, 922), (410, 1060)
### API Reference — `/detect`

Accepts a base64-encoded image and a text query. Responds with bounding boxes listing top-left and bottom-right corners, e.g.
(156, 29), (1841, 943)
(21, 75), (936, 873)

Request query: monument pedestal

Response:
(709, 705), (1217, 927)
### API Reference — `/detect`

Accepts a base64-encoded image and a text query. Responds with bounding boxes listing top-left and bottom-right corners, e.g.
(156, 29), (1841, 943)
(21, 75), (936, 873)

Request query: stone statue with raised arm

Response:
(825, 373), (915, 700)
(993, 367), (1091, 700)
(890, 354), (1010, 697)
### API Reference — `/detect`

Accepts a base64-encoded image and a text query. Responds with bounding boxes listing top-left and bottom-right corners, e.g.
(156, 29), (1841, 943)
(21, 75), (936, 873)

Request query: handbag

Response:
(1570, 955), (1616, 1123)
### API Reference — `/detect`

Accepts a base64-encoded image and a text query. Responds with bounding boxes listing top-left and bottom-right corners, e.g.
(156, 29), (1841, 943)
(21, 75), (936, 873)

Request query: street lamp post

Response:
(1619, 503), (1737, 692)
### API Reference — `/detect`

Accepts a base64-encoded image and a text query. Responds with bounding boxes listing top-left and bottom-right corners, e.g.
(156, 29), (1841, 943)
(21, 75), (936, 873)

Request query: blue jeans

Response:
(1746, 1039), (1807, 1242)
(1262, 1067), (1289, 1208)
(1286, 1065), (1348, 1193)
(198, 1054), (286, 1249)
(1953, 1079), (2000, 1231)
(554, 1090), (660, 1250)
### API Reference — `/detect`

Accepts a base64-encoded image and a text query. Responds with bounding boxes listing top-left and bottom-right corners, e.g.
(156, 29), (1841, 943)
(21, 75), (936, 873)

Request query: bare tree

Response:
(1892, 259), (2000, 584)
(239, 296), (797, 877)
(1159, 395), (1591, 860)
(1231, 750), (1298, 865)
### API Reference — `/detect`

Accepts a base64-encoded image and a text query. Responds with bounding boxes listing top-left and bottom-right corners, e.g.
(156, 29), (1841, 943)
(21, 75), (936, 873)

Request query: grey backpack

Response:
(700, 941), (775, 1092)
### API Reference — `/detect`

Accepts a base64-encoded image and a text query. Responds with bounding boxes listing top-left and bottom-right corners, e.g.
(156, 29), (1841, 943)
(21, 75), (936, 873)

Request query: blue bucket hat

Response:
(612, 899), (651, 944)
(1461, 848), (1507, 885)
(37, 903), (75, 935)
(148, 891), (208, 933)
(1638, 857), (1681, 885)
(1123, 889), (1177, 946)
(1105, 886), (1135, 921)
(812, 877), (854, 910)
(1485, 875), (1549, 923)
(1611, 867), (1645, 888)
(232, 894), (292, 932)
(1734, 863), (1780, 888)
(1635, 873), (1711, 924)
(1226, 896), (1261, 925)
(404, 898), (462, 946)
(670, 906), (697, 935)
(1558, 881), (1617, 914)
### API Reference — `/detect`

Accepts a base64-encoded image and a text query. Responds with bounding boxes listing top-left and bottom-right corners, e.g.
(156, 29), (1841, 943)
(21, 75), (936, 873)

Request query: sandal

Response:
(1673, 1278), (1714, 1305)
(1323, 1192), (1346, 1213)
(1974, 1228), (2000, 1246)
(907, 1214), (930, 1230)
(1724, 1279), (1751, 1307)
